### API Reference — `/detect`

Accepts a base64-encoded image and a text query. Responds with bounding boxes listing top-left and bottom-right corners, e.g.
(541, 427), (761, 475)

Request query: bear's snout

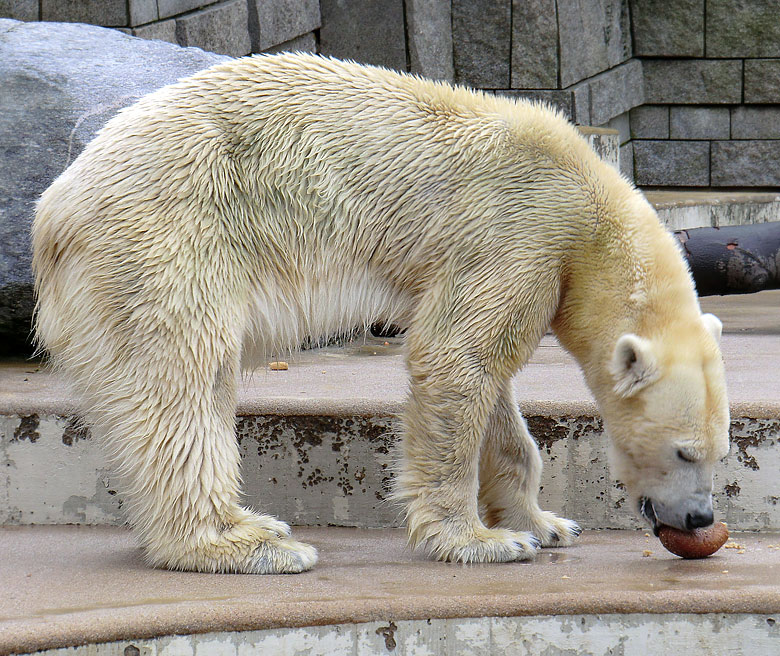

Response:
(639, 494), (714, 533)
(685, 509), (714, 530)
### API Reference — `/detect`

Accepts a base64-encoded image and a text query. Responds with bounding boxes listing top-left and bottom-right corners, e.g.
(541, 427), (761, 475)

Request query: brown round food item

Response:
(657, 522), (729, 559)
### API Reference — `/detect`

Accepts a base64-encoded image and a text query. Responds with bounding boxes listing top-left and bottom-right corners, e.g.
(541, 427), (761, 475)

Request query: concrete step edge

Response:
(1, 526), (778, 656)
(646, 190), (780, 230)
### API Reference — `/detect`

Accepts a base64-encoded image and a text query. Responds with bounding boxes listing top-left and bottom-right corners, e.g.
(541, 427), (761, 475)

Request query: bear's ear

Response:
(701, 313), (722, 344)
(609, 334), (660, 398)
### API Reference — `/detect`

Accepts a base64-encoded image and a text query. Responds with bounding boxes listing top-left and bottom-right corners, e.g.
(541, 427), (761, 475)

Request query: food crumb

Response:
(642, 550), (653, 557)
(561, 575), (570, 579)
(268, 361), (289, 371)
(722, 570), (729, 574)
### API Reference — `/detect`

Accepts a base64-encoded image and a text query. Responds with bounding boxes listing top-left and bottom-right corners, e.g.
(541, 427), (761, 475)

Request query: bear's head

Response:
(602, 313), (730, 533)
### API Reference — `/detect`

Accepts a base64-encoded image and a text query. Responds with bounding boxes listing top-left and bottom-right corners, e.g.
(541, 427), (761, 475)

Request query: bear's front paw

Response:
(422, 526), (540, 564)
(531, 511), (582, 547)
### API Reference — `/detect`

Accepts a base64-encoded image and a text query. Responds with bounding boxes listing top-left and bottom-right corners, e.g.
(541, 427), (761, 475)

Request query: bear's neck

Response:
(551, 196), (700, 404)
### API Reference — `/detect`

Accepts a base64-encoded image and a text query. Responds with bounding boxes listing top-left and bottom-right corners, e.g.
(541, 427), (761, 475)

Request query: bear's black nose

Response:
(686, 510), (714, 530)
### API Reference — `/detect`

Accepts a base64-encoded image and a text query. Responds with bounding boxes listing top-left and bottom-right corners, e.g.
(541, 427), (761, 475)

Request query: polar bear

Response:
(32, 53), (729, 574)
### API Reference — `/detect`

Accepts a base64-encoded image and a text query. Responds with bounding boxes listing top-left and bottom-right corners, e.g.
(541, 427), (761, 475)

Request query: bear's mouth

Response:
(638, 497), (661, 536)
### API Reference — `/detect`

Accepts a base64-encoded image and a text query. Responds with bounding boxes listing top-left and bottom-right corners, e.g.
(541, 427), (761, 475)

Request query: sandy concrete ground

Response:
(0, 525), (778, 655)
(0, 292), (777, 654)
(1, 291), (778, 419)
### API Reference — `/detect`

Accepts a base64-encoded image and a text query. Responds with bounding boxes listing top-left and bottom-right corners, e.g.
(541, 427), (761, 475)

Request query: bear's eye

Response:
(677, 448), (696, 463)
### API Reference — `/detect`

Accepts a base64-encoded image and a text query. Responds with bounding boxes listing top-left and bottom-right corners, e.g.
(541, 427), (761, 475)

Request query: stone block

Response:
(731, 107), (780, 139)
(510, 0), (557, 89)
(633, 140), (710, 187)
(128, 0), (158, 26)
(495, 90), (573, 120)
(263, 31), (316, 54)
(620, 141), (633, 181)
(707, 0), (780, 57)
(132, 19), (178, 44)
(629, 0), (703, 56)
(175, 0), (251, 56)
(406, 0), (454, 82)
(41, 0), (128, 26)
(744, 60), (780, 104)
(570, 82), (590, 125)
(0, 18), (228, 354)
(643, 59), (742, 104)
(670, 106), (730, 140)
(248, 0), (320, 52)
(0, 0), (38, 20)
(158, 0), (217, 20)
(320, 0), (406, 72)
(603, 111), (630, 144)
(558, 0), (632, 88)
(452, 0), (510, 88)
(586, 58), (644, 126)
(630, 105), (669, 139)
(712, 141), (780, 186)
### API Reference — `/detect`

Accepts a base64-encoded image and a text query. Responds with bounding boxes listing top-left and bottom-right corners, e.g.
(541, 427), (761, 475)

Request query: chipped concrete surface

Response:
(16, 614), (780, 656)
(1, 411), (777, 530)
(237, 413), (397, 527)
(0, 414), (122, 525)
(646, 191), (780, 230)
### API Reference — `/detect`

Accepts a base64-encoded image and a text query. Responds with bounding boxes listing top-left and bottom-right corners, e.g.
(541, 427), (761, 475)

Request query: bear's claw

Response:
(526, 535), (542, 550)
(546, 520), (582, 545)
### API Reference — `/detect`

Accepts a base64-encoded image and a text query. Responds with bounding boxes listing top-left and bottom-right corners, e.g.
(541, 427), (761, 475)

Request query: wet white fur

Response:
(32, 54), (728, 572)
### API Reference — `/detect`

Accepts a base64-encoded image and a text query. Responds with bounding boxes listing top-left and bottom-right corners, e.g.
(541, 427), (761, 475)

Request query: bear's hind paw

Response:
(247, 536), (318, 574)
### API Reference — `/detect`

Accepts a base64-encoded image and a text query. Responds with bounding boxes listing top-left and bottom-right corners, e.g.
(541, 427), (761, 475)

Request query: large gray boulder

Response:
(0, 19), (230, 356)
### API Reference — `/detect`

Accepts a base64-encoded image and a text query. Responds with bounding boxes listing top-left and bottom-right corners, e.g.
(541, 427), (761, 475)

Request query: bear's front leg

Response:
(478, 381), (581, 547)
(394, 333), (541, 563)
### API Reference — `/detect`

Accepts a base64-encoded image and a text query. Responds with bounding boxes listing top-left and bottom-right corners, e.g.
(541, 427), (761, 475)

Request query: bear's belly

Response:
(241, 264), (411, 366)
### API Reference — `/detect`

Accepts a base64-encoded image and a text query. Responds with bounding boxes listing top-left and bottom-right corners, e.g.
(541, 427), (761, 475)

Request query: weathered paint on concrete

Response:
(2, 411), (777, 531)
(0, 414), (122, 525)
(26, 613), (780, 655)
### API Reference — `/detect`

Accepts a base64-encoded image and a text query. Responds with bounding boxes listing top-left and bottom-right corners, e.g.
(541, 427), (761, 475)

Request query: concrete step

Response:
(1, 525), (778, 656)
(1, 292), (778, 532)
(646, 190), (780, 230)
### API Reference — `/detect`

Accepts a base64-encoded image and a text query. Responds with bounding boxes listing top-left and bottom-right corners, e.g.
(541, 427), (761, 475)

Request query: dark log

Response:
(673, 222), (780, 296)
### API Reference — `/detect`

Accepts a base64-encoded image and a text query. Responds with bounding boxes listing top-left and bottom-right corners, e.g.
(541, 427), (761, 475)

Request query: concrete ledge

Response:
(645, 190), (780, 230)
(21, 614), (780, 656)
(1, 293), (778, 530)
(1, 526), (778, 656)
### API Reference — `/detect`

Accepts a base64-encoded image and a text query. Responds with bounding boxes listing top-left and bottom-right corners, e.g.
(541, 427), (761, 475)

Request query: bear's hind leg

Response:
(478, 382), (581, 547)
(84, 323), (317, 574)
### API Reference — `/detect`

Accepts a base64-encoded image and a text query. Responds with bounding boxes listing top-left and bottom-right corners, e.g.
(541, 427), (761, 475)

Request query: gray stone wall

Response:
(2, 0), (779, 192)
(0, 0), (320, 56)
(630, 0), (780, 187)
(1, 0), (639, 152)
